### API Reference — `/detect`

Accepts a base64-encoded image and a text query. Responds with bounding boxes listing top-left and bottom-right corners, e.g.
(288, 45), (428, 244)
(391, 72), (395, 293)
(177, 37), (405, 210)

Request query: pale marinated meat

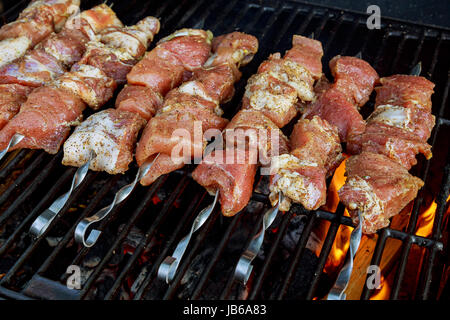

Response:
(269, 116), (343, 211)
(62, 109), (146, 174)
(242, 35), (323, 127)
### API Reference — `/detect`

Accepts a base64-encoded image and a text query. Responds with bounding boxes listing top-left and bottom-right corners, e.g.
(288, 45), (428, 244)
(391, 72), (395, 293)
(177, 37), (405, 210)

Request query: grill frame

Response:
(0, 0), (449, 300)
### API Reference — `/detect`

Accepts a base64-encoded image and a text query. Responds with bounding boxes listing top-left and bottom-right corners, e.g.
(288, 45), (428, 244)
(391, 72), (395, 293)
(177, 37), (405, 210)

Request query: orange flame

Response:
(415, 195), (450, 238)
(323, 157), (353, 273)
(369, 275), (390, 300)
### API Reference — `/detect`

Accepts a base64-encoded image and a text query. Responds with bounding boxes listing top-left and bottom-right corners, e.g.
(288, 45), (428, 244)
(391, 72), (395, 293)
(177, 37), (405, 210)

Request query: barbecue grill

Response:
(0, 0), (449, 300)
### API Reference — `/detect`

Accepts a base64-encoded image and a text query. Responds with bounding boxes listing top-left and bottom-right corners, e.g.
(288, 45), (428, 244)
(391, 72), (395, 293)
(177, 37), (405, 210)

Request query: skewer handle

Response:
(158, 189), (219, 284)
(234, 192), (284, 284)
(327, 211), (362, 300)
(0, 133), (24, 161)
(74, 154), (159, 247)
(29, 153), (93, 238)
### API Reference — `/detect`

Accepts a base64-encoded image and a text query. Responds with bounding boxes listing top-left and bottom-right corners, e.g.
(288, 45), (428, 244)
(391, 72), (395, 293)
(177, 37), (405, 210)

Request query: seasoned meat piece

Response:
(269, 116), (343, 211)
(192, 149), (258, 216)
(0, 84), (33, 129)
(0, 86), (85, 153)
(62, 109), (146, 174)
(338, 152), (424, 234)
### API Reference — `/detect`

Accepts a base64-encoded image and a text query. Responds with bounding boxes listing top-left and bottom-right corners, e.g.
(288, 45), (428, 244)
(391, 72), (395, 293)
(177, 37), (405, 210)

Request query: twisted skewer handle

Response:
(158, 189), (219, 284)
(327, 211), (362, 300)
(0, 133), (24, 161)
(74, 153), (160, 247)
(29, 151), (95, 238)
(234, 192), (284, 284)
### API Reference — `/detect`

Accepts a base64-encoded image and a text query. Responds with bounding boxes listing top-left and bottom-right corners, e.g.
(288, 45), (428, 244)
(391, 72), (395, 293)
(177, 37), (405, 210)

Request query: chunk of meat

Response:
(224, 109), (289, 165)
(338, 152), (424, 234)
(0, 86), (85, 153)
(346, 122), (432, 170)
(62, 109), (146, 174)
(289, 116), (343, 175)
(329, 55), (379, 107)
(283, 35), (323, 80)
(269, 116), (343, 211)
(303, 86), (366, 142)
(53, 64), (116, 109)
(375, 75), (435, 112)
(0, 84), (33, 129)
(269, 154), (327, 211)
(115, 85), (163, 121)
(192, 149), (258, 216)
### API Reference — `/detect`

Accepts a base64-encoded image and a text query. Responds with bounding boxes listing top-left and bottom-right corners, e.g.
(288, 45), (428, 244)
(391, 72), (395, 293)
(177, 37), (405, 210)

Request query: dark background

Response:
(296, 0), (450, 29)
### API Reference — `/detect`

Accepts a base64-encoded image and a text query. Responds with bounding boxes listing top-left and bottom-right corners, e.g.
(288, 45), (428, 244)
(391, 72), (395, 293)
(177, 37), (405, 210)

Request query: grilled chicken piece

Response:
(192, 149), (258, 216)
(338, 152), (424, 234)
(303, 56), (379, 142)
(242, 35), (323, 127)
(0, 17), (158, 154)
(136, 32), (259, 186)
(0, 0), (80, 67)
(269, 116), (343, 211)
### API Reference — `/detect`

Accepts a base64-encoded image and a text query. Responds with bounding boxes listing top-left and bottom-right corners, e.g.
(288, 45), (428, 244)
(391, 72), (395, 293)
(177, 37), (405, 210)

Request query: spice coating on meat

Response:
(0, 0), (80, 67)
(136, 32), (259, 186)
(269, 116), (343, 211)
(338, 152), (424, 234)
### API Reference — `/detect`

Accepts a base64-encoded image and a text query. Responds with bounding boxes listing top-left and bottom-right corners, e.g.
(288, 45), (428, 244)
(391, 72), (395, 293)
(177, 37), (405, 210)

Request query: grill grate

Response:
(0, 0), (449, 300)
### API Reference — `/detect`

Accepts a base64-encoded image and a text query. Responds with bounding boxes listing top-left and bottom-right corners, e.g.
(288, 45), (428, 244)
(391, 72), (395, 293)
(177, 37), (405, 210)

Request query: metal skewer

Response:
(327, 211), (362, 300)
(234, 192), (284, 284)
(327, 61), (422, 299)
(0, 133), (24, 161)
(74, 153), (160, 247)
(29, 150), (96, 238)
(157, 189), (219, 284)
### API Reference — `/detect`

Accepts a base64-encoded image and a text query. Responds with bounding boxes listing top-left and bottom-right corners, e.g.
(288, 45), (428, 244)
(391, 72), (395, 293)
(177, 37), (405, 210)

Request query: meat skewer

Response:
(157, 35), (322, 284)
(63, 28), (214, 174)
(233, 53), (378, 284)
(40, 28), (214, 241)
(339, 63), (434, 234)
(73, 31), (257, 249)
(328, 63), (426, 300)
(27, 16), (161, 238)
(0, 0), (80, 67)
(0, 4), (124, 157)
